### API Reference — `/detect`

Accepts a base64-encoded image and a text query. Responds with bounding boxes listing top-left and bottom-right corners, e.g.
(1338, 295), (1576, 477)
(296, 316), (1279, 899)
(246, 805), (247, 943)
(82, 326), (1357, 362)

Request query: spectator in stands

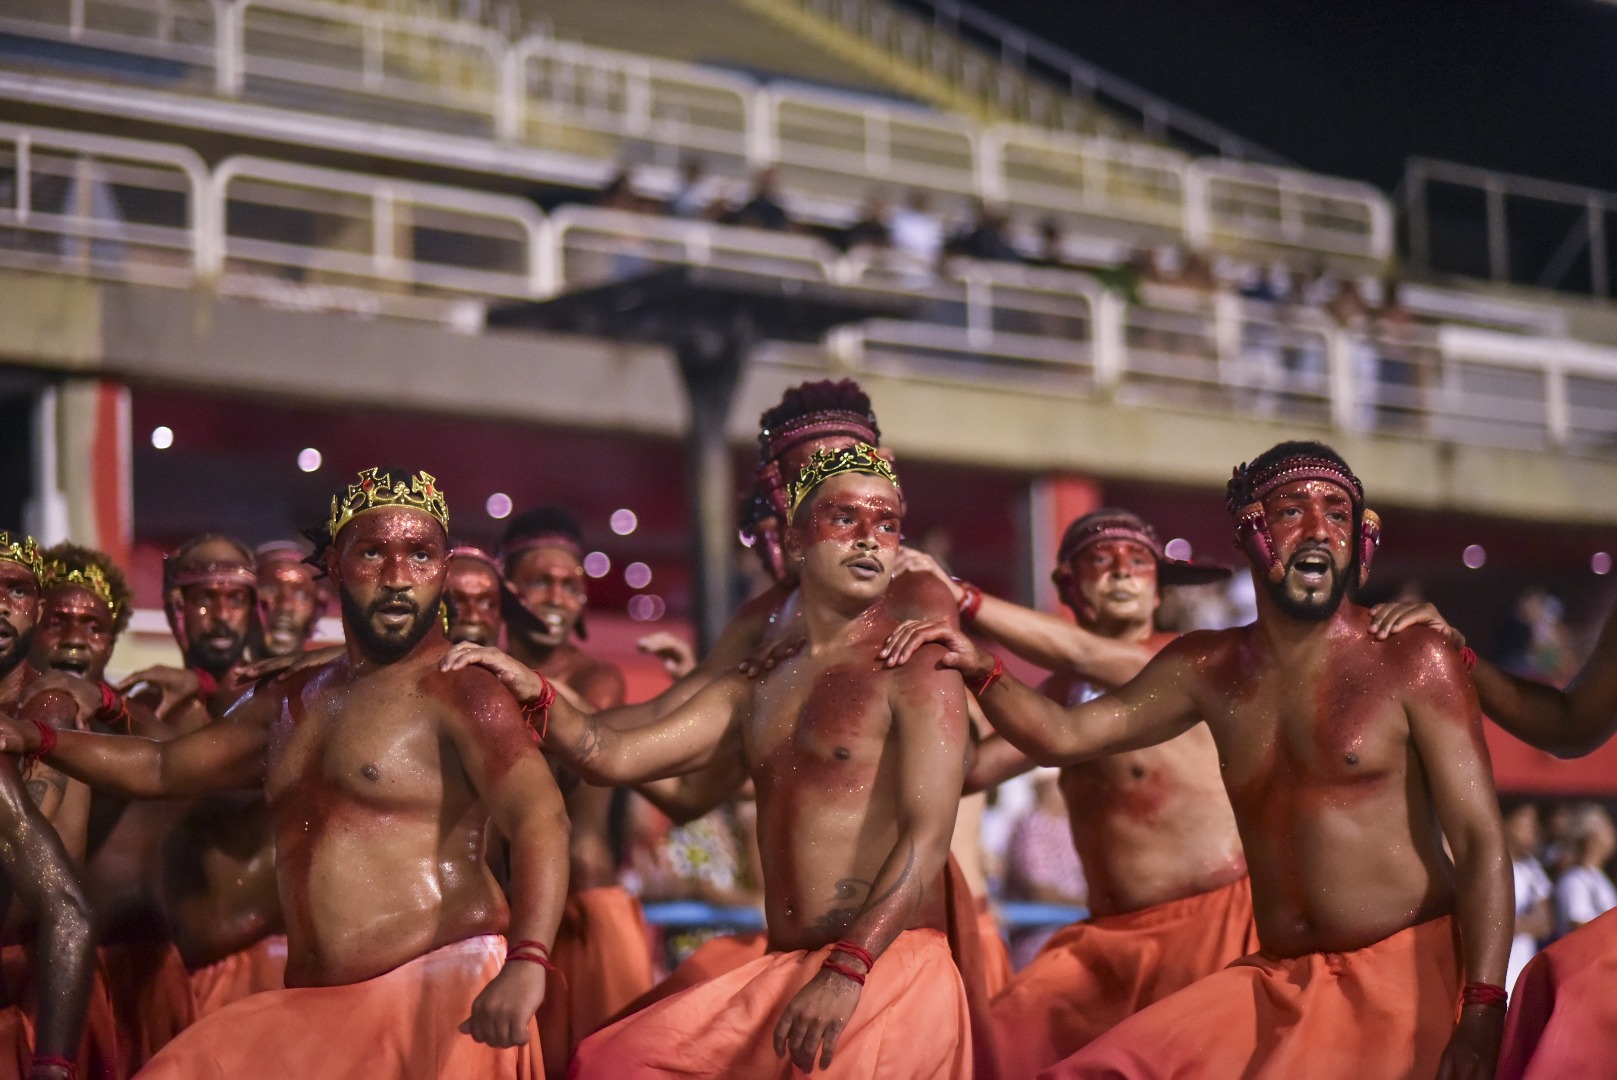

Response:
(889, 189), (944, 276)
(1555, 803), (1617, 934)
(722, 167), (793, 232)
(946, 198), (1020, 263)
(668, 158), (716, 220)
(625, 796), (763, 969)
(835, 191), (892, 253)
(597, 167), (651, 213)
(1372, 280), (1426, 430)
(1504, 799), (1554, 989)
(1001, 769), (1087, 968)
(1031, 218), (1070, 270)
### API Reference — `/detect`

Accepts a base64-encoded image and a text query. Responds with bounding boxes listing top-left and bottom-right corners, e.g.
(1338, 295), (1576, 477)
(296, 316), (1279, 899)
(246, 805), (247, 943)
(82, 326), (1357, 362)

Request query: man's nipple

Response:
(360, 763), (382, 782)
(834, 747), (851, 761)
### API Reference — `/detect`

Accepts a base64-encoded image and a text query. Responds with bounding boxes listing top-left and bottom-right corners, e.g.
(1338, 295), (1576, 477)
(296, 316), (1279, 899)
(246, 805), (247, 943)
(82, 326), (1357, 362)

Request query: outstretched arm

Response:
(635, 754), (750, 824)
(1371, 600), (1617, 758)
(0, 755), (93, 1066)
(1402, 634), (1510, 1080)
(0, 682), (273, 799)
(881, 619), (1201, 765)
(775, 647), (970, 1073)
(895, 548), (1156, 686)
(443, 670), (571, 1050)
(441, 643), (745, 786)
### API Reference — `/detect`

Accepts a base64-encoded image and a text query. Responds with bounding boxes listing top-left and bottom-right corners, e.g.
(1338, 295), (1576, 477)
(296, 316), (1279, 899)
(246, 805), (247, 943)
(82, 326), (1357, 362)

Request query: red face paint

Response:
(258, 560), (320, 658)
(1069, 538), (1159, 629)
(506, 546), (585, 647)
(445, 558), (503, 646)
(791, 474), (903, 602)
(32, 584), (115, 682)
(332, 508), (448, 658)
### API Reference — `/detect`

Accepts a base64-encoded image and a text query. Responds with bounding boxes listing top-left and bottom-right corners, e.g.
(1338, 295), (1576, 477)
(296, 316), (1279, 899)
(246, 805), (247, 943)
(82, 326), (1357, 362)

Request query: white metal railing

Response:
(0, 122), (209, 284)
(549, 204), (835, 293)
(1188, 160), (1393, 262)
(0, 0), (1392, 266)
(6, 119), (1607, 457)
(212, 155), (546, 298)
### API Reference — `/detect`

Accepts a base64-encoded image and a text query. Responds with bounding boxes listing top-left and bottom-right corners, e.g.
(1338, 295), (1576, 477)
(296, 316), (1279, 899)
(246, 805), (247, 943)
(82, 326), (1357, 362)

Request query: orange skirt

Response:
(571, 929), (970, 1079)
(138, 935), (541, 1079)
(609, 932), (768, 1023)
(98, 941), (194, 1075)
(977, 906), (1012, 999)
(992, 876), (1259, 1080)
(188, 935), (286, 1020)
(536, 886), (654, 1075)
(1043, 915), (1461, 1080)
(1499, 905), (1617, 1080)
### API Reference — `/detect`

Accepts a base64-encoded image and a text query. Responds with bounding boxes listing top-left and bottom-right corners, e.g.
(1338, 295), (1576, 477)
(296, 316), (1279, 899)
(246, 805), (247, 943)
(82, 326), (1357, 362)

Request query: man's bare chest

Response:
(745, 658), (894, 776)
(265, 691), (445, 814)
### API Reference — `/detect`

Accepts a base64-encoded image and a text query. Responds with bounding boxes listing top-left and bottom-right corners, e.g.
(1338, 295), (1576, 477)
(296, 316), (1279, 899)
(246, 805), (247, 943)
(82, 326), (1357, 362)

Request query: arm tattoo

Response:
(570, 720), (605, 765)
(25, 768), (67, 810)
(811, 877), (873, 937)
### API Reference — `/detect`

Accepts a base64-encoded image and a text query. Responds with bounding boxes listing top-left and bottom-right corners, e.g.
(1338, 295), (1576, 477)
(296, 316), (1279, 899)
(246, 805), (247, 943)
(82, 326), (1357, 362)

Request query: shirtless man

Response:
(0, 468), (570, 1078)
(1370, 584), (1617, 1078)
(884, 441), (1511, 1080)
(30, 544), (195, 1071)
(497, 507), (648, 1075)
(444, 546), (505, 648)
(252, 541), (324, 660)
(447, 444), (972, 1078)
(899, 508), (1252, 1078)
(126, 537), (287, 1018)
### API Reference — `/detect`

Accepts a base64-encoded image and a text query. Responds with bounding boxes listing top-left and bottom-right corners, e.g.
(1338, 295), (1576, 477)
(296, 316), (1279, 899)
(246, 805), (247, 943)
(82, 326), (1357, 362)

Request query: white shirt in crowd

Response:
(1508, 856), (1553, 991)
(1554, 864), (1617, 936)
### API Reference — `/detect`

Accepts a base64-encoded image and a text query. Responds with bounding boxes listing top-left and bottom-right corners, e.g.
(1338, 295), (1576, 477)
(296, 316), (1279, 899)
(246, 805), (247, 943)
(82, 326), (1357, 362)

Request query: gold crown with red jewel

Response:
(43, 560), (122, 621)
(786, 443), (900, 519)
(0, 532), (43, 580)
(327, 468), (450, 539)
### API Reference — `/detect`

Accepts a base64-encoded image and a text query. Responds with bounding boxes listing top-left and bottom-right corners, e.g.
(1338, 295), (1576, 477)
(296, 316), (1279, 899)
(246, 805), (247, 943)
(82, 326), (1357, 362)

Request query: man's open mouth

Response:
(1290, 551), (1333, 585)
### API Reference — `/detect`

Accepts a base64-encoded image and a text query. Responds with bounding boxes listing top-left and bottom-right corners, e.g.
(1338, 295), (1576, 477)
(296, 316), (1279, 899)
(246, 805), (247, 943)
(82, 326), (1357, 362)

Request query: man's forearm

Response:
(977, 675), (1106, 765)
(31, 881), (94, 1060)
(503, 806), (570, 955)
(41, 729), (173, 799)
(838, 831), (940, 962)
(1472, 659), (1617, 759)
(1452, 828), (1513, 987)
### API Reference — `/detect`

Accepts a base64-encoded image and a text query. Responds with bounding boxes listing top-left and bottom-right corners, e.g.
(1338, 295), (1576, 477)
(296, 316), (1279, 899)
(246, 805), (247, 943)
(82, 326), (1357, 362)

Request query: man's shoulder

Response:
(887, 568), (957, 621)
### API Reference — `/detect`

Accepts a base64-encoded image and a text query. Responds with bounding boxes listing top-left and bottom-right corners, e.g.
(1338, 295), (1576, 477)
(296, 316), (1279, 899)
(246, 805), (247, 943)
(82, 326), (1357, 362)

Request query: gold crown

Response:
(43, 560), (122, 621)
(0, 532), (43, 581)
(328, 468), (450, 540)
(787, 443), (900, 519)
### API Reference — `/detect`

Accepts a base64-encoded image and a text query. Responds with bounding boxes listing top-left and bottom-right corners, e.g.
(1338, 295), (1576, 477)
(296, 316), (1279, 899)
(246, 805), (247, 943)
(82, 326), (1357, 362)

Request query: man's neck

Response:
(0, 658), (33, 703)
(800, 581), (883, 652)
(1078, 613), (1155, 643)
(344, 626), (444, 674)
(1252, 589), (1356, 661)
(508, 635), (570, 670)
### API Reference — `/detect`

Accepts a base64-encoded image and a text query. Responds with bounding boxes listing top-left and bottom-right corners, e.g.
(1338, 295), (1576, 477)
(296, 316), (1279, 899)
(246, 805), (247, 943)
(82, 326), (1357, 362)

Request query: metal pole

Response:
(1485, 179), (1510, 283)
(673, 313), (752, 654)
(1590, 198), (1609, 298)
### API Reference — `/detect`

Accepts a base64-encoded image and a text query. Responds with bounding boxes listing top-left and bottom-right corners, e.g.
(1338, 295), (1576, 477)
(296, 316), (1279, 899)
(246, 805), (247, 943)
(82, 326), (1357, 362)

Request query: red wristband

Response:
(1461, 981), (1507, 1009)
(96, 681), (131, 731)
(956, 581), (983, 623)
(967, 654), (1005, 698)
(822, 959), (866, 986)
(1459, 646), (1477, 672)
(190, 668), (220, 699)
(829, 940), (875, 971)
(28, 1053), (76, 1080)
(24, 717), (58, 775)
(520, 672), (557, 746)
(506, 938), (566, 986)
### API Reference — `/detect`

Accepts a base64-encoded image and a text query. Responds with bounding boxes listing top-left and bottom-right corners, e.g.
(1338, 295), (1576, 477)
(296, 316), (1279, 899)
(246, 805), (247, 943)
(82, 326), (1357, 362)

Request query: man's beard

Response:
(0, 624), (34, 679)
(1264, 551), (1352, 623)
(342, 586), (439, 661)
(185, 629), (247, 675)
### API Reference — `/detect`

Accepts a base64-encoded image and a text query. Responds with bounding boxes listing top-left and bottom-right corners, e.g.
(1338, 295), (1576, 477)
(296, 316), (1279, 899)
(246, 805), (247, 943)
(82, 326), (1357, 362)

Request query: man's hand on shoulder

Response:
(0, 711), (42, 756)
(461, 961), (545, 1048)
(440, 643), (551, 705)
(239, 646), (343, 686)
(23, 671), (101, 728)
(879, 618), (994, 680)
(1368, 600), (1465, 649)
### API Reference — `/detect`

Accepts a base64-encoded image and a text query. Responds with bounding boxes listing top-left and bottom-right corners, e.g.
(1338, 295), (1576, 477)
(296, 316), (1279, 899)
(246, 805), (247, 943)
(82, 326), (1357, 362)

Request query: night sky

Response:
(983, 0), (1617, 193)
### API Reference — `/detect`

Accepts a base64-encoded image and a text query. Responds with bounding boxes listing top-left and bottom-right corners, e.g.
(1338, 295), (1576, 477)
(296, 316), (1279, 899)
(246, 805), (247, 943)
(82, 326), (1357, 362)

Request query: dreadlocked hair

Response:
(42, 542), (133, 635)
(756, 380), (880, 460)
(1225, 440), (1357, 514)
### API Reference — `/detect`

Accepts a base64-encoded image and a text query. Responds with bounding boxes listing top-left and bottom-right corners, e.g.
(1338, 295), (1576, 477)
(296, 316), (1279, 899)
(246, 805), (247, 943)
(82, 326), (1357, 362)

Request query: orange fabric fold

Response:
(977, 906), (1012, 999)
(1499, 905), (1617, 1080)
(537, 885), (654, 1076)
(570, 929), (970, 1079)
(0, 943), (119, 1080)
(1042, 915), (1461, 1080)
(609, 932), (769, 1023)
(992, 876), (1259, 1080)
(138, 935), (541, 1080)
(98, 941), (194, 1075)
(188, 935), (286, 1020)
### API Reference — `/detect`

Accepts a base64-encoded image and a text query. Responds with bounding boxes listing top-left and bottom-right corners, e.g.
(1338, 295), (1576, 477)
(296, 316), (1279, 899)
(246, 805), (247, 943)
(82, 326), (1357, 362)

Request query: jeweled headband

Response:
(255, 540), (312, 568)
(1057, 513), (1166, 566)
(449, 545), (504, 573)
(1228, 455), (1364, 513)
(787, 442), (900, 519)
(43, 560), (122, 622)
(501, 533), (584, 564)
(328, 468), (449, 540)
(0, 532), (43, 581)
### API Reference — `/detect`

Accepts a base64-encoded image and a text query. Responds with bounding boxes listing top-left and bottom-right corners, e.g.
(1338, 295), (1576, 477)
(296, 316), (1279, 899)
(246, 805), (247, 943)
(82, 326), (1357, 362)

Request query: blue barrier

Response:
(640, 899), (1082, 934)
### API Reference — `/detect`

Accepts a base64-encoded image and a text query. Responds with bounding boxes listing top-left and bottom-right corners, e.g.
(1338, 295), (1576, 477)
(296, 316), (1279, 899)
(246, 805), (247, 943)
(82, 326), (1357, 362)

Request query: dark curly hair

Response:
(756, 379), (880, 461)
